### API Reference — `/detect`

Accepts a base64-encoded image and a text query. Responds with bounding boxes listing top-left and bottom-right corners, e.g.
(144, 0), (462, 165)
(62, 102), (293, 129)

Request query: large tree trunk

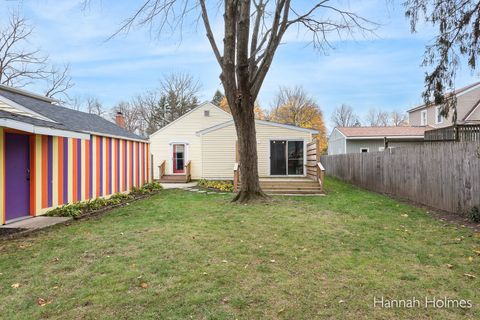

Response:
(231, 96), (268, 202)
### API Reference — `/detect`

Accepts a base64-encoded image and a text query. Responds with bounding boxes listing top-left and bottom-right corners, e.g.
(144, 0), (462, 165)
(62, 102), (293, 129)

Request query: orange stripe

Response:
(41, 136), (48, 208)
(85, 139), (90, 199)
(29, 135), (36, 215)
(58, 138), (64, 205)
(72, 139), (78, 202)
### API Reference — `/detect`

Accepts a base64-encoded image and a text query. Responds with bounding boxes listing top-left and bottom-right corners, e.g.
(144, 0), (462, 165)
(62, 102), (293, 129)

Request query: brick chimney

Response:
(115, 111), (126, 128)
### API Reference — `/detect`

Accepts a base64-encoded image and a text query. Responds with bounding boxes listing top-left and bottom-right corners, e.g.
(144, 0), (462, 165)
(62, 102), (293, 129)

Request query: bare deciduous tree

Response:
(44, 64), (74, 101)
(0, 13), (74, 99)
(365, 108), (390, 127)
(405, 0), (480, 122)
(390, 111), (408, 127)
(117, 0), (375, 201)
(331, 104), (360, 127)
(86, 96), (106, 116)
(111, 101), (142, 134)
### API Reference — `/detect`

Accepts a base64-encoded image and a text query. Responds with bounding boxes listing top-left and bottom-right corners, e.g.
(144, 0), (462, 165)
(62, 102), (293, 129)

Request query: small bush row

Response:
(46, 182), (163, 218)
(197, 179), (234, 192)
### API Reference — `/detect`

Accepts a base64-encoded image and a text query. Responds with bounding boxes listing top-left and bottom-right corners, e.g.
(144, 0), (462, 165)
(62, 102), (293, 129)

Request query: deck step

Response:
(159, 175), (187, 183)
(264, 190), (324, 195)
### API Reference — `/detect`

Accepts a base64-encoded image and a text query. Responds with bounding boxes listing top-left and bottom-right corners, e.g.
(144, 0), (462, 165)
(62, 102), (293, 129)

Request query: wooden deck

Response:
(239, 177), (324, 195)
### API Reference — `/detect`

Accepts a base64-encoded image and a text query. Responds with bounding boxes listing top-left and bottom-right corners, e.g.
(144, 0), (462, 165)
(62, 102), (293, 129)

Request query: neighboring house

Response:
(408, 81), (480, 127)
(327, 126), (427, 155)
(0, 85), (150, 225)
(150, 102), (318, 180)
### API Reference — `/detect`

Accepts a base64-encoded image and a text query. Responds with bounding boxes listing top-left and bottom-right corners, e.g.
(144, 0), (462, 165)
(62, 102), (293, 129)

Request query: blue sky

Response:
(1, 0), (478, 130)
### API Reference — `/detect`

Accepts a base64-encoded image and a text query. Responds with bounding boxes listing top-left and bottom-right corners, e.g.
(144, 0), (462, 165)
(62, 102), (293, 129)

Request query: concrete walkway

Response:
(1, 216), (72, 230)
(160, 182), (198, 189)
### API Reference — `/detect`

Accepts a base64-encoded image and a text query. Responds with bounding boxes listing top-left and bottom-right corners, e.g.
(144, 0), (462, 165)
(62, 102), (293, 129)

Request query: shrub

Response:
(46, 182), (162, 218)
(197, 179), (234, 192)
(465, 206), (480, 223)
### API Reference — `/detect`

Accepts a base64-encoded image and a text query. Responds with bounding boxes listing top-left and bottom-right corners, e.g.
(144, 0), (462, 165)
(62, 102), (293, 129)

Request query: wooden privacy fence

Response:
(320, 142), (480, 214)
(425, 124), (480, 142)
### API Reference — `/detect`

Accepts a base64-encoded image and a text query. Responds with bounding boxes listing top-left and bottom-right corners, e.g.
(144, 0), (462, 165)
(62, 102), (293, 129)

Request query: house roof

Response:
(407, 81), (480, 113)
(335, 126), (427, 139)
(197, 119), (319, 136)
(0, 85), (147, 141)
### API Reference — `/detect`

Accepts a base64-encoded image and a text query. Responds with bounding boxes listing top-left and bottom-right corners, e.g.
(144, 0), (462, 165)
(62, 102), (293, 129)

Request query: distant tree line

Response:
(330, 104), (409, 127)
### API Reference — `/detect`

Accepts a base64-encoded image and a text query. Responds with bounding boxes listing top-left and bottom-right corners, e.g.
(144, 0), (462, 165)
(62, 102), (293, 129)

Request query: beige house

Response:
(149, 102), (318, 181)
(408, 82), (480, 127)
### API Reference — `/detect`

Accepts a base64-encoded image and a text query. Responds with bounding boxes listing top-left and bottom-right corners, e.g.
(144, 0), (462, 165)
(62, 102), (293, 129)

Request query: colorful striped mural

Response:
(0, 129), (150, 224)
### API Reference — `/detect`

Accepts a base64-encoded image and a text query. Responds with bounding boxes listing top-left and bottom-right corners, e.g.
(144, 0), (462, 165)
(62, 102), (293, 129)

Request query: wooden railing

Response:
(158, 160), (166, 180)
(233, 163), (239, 192)
(317, 162), (325, 189)
(185, 161), (192, 182)
(424, 124), (480, 142)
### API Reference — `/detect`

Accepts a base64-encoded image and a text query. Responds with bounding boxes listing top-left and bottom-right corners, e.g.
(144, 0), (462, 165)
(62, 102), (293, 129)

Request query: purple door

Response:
(5, 133), (30, 222)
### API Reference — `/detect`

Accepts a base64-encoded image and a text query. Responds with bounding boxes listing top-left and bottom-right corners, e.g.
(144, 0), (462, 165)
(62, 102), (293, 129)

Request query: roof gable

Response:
(149, 101), (232, 137)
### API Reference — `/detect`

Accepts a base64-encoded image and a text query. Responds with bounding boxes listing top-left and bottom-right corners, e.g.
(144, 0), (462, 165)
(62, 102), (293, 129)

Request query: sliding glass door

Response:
(270, 140), (304, 176)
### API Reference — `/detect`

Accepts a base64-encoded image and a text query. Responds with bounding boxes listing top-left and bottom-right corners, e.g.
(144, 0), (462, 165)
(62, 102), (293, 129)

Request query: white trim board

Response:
(197, 119), (318, 136)
(0, 118), (90, 139)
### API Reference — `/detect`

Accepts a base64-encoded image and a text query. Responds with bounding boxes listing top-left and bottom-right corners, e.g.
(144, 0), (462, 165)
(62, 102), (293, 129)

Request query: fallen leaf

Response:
(11, 283), (20, 288)
(475, 233), (480, 239)
(339, 300), (345, 304)
(447, 264), (454, 269)
(221, 297), (229, 304)
(37, 298), (51, 306)
(473, 250), (480, 256)
(244, 264), (249, 269)
(140, 283), (148, 289)
(468, 256), (474, 262)
(202, 272), (208, 275)
(270, 260), (276, 263)
(221, 260), (228, 263)
(464, 273), (476, 279)
(401, 214), (409, 218)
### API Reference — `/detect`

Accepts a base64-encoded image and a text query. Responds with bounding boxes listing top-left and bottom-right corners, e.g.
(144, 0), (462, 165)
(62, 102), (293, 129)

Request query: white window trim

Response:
(360, 147), (369, 153)
(421, 110), (428, 126)
(435, 106), (444, 124)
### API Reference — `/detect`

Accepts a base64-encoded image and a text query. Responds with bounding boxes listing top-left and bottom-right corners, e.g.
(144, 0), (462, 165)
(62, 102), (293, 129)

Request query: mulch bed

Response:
(0, 228), (28, 237)
(0, 191), (161, 240)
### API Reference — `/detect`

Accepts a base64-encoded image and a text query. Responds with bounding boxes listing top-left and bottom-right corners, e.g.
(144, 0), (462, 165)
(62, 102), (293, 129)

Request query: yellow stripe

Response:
(119, 139), (123, 191)
(81, 139), (86, 201)
(67, 138), (73, 203)
(112, 138), (116, 193)
(35, 135), (42, 212)
(0, 128), (4, 224)
(52, 137), (58, 207)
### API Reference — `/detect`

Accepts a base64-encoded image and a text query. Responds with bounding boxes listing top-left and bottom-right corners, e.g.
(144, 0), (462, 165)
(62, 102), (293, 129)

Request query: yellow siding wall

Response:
(149, 103), (232, 179)
(201, 122), (314, 179)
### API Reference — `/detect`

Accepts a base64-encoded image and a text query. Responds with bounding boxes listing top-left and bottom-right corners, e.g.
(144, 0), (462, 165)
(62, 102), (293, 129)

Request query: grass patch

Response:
(0, 178), (478, 319)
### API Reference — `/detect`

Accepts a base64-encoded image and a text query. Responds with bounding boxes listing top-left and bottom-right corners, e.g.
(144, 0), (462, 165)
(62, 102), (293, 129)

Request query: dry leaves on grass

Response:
(446, 264), (454, 269)
(140, 283), (148, 289)
(464, 273), (476, 279)
(37, 298), (51, 307)
(11, 283), (20, 288)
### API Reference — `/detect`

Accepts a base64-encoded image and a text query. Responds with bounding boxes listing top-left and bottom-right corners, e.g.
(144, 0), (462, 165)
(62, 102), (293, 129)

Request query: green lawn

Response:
(0, 178), (478, 319)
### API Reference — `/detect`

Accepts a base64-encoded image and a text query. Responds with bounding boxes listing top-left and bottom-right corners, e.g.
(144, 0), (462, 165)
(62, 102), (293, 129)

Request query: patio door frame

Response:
(169, 141), (188, 175)
(268, 138), (306, 177)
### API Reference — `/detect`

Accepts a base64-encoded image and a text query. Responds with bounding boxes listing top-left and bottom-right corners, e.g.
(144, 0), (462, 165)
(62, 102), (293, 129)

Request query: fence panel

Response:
(320, 142), (480, 214)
